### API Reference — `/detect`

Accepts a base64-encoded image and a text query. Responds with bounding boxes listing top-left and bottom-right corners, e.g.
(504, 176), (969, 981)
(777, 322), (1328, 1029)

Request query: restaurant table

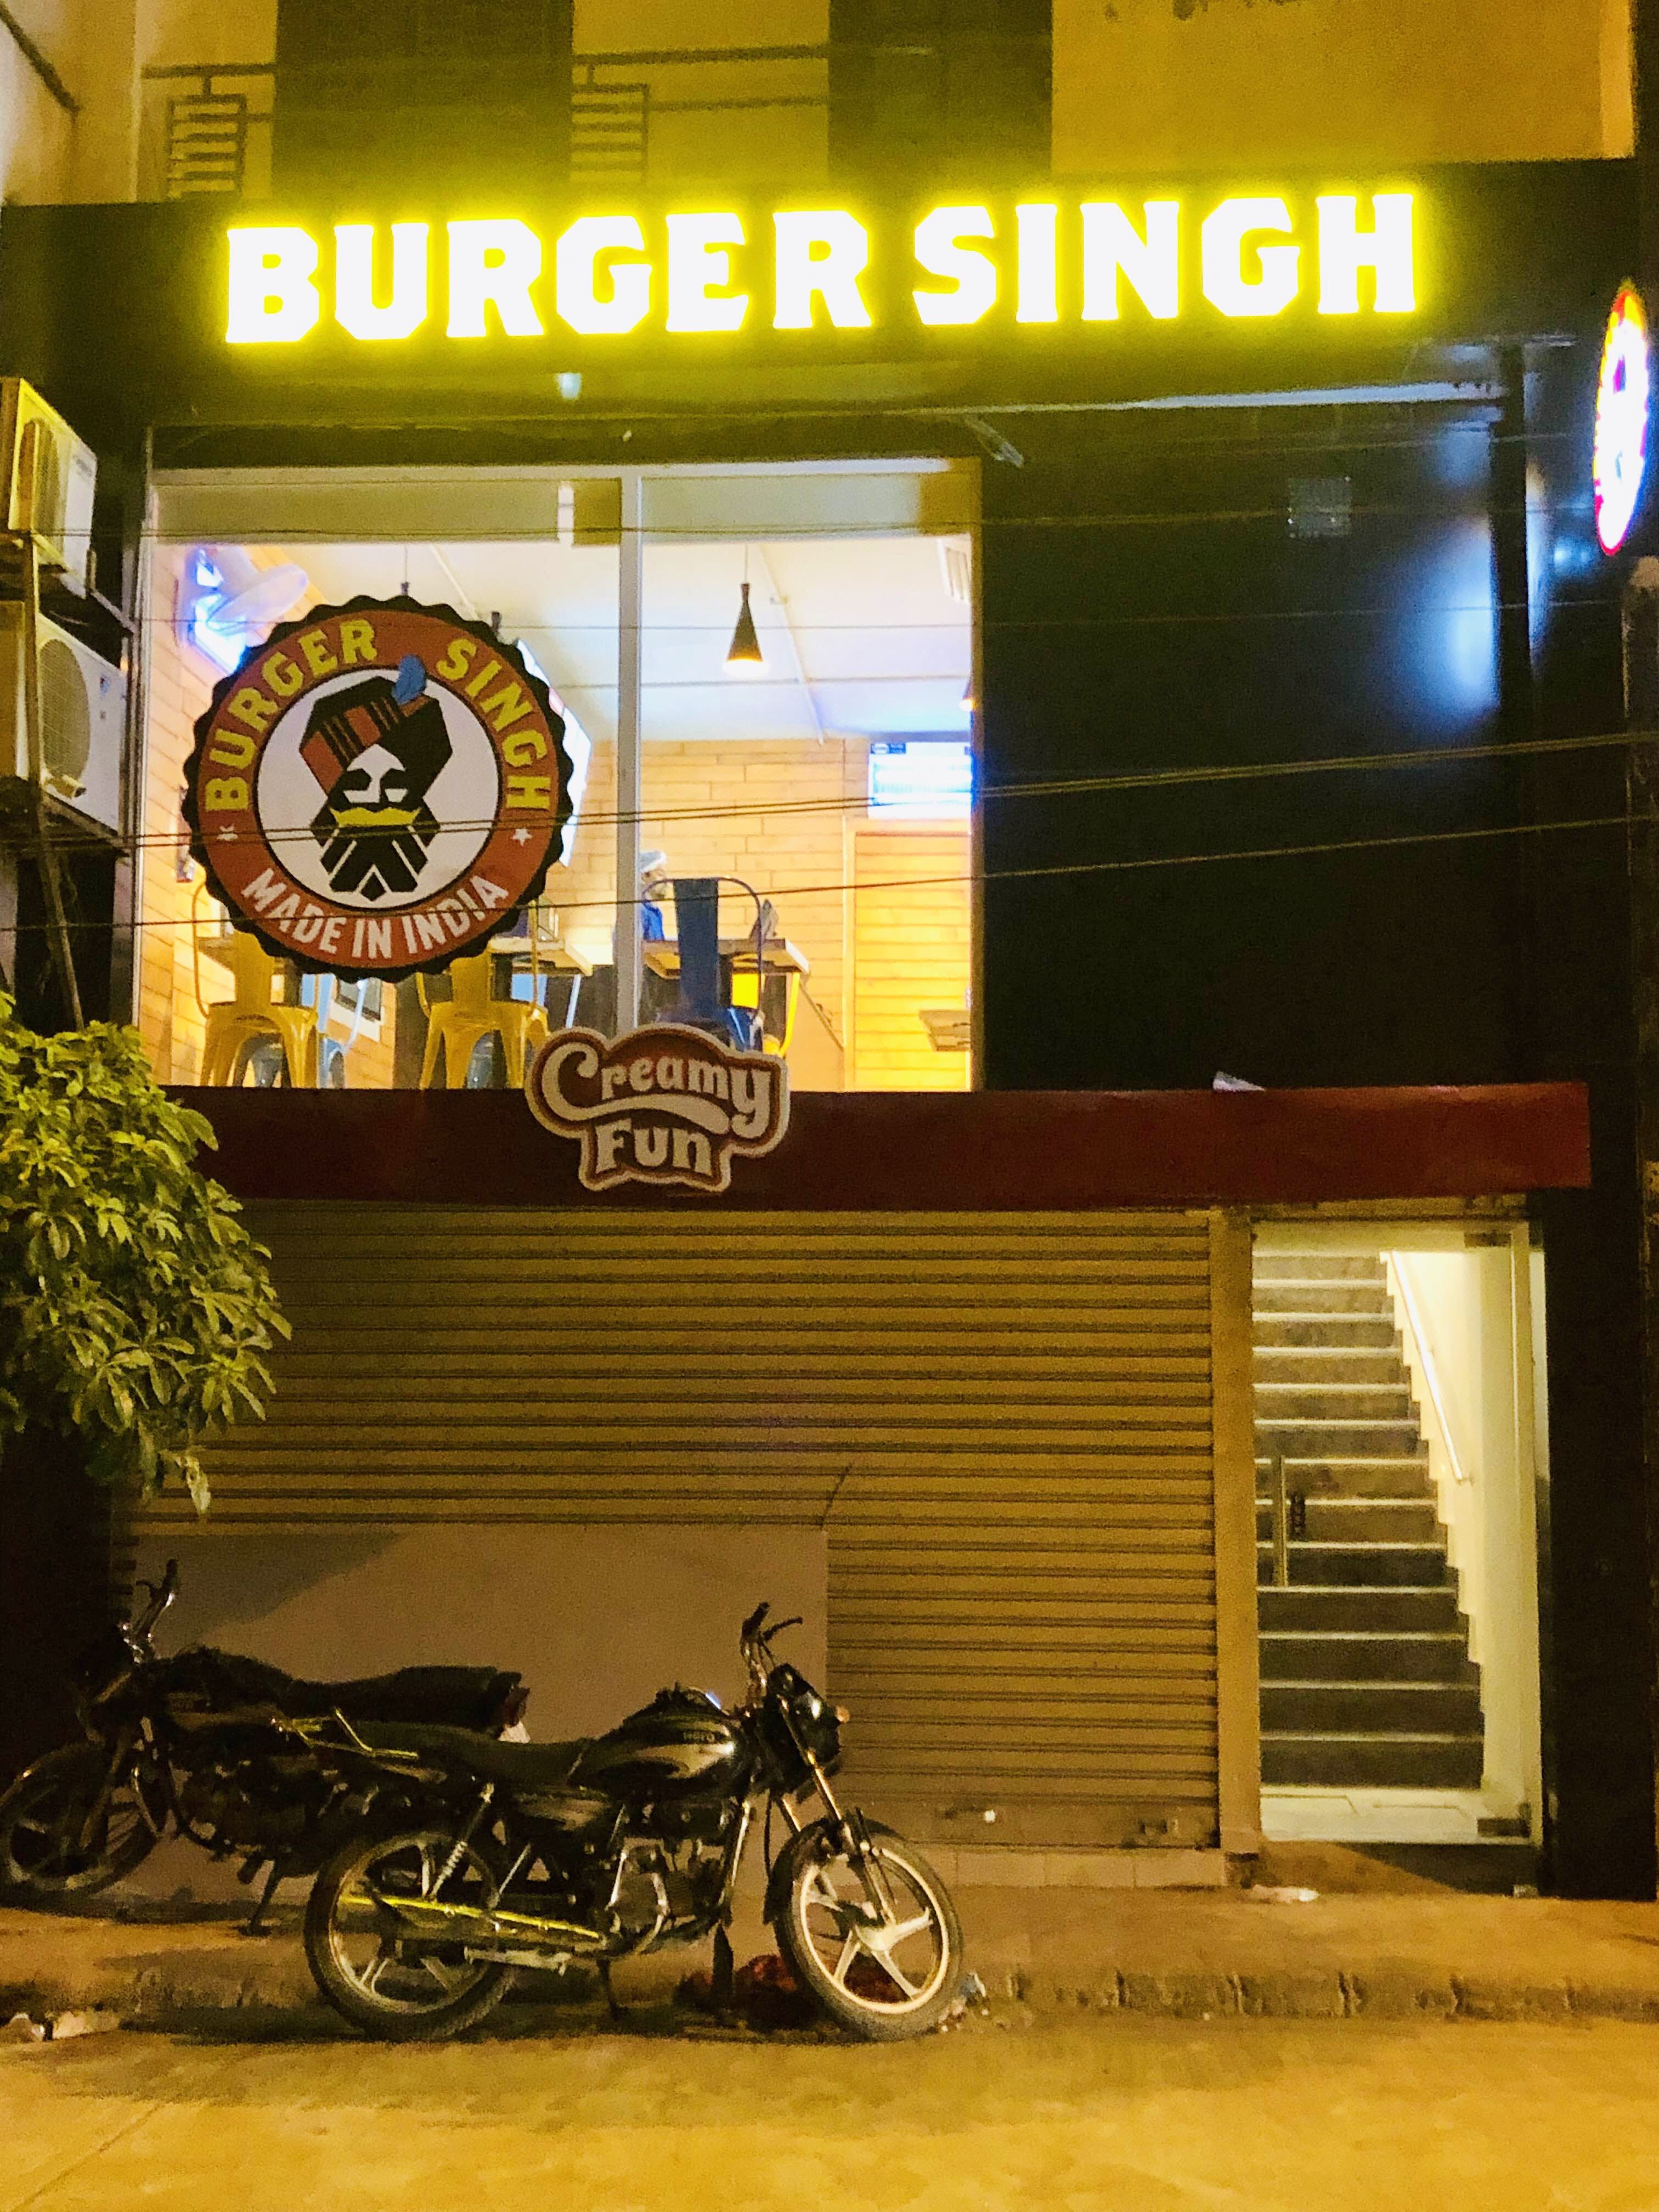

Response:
(640, 935), (811, 979)
(489, 927), (592, 1026)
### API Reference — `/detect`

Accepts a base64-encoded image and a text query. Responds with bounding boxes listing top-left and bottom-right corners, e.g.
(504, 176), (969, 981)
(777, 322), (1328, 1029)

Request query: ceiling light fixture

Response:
(726, 553), (765, 673)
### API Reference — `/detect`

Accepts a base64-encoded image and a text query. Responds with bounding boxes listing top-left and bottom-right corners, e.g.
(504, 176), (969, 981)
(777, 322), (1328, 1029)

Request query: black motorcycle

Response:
(297, 1602), (964, 2042)
(0, 1559), (528, 1929)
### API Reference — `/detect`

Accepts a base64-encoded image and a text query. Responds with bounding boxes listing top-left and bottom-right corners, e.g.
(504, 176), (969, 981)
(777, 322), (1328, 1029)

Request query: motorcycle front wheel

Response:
(0, 1743), (160, 1898)
(775, 1825), (964, 2040)
(305, 1828), (515, 2041)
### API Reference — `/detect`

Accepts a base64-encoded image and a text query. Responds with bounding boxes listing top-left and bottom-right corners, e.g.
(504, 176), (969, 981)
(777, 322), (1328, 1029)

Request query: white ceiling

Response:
(272, 532), (972, 749)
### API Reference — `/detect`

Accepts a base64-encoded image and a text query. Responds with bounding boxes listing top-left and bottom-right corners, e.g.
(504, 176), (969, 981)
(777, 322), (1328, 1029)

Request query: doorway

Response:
(1252, 1221), (1547, 1855)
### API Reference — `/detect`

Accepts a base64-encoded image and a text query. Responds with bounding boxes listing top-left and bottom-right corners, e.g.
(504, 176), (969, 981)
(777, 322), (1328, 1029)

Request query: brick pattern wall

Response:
(555, 733), (868, 1063)
(850, 823), (972, 1090)
(138, 543), (216, 1084)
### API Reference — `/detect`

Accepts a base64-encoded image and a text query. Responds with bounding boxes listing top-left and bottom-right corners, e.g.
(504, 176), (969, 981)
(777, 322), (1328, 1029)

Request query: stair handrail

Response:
(1386, 1253), (1471, 1485)
(1269, 1452), (1291, 1588)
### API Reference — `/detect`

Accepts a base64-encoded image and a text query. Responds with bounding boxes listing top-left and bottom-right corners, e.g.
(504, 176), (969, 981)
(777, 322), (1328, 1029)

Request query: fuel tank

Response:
(571, 1686), (752, 1804)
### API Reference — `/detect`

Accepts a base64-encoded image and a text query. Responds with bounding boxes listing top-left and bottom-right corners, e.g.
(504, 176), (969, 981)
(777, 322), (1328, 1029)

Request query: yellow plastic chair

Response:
(192, 884), (320, 1087)
(416, 943), (550, 1089)
(730, 966), (798, 1058)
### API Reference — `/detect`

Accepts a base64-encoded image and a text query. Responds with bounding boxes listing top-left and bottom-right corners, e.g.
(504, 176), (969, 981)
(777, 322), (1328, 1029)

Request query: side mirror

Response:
(132, 1558), (181, 1643)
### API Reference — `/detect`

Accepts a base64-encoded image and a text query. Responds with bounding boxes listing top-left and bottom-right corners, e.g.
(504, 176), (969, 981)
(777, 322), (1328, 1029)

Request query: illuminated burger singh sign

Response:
(185, 600), (571, 979)
(527, 1026), (789, 1194)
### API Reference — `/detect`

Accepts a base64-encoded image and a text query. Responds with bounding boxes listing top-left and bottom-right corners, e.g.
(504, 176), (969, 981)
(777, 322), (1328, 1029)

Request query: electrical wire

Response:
(1, 802), (1638, 943)
(13, 721), (1650, 863)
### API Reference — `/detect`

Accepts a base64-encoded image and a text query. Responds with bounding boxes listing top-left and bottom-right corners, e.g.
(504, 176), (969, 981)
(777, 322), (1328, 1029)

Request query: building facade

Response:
(1, 2), (1655, 1897)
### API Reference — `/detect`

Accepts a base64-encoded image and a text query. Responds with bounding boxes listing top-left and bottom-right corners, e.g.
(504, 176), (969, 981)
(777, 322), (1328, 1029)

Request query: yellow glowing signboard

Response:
(224, 193), (1418, 346)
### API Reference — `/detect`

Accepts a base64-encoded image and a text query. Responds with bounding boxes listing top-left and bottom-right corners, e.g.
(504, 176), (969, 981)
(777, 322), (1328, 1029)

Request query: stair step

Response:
(1255, 1316), (1398, 1350)
(1259, 1631), (1479, 1683)
(1255, 1283), (1395, 1316)
(1254, 1455), (1433, 1499)
(1259, 1585), (1465, 1632)
(1253, 1348), (1405, 1384)
(1254, 1255), (1387, 1283)
(1257, 1542), (1451, 1588)
(1261, 1681), (1484, 1733)
(1254, 1383), (1415, 1420)
(1256, 1419), (1422, 1459)
(1255, 1497), (1441, 1543)
(1261, 1733), (1485, 1790)
(1256, 1451), (1433, 1504)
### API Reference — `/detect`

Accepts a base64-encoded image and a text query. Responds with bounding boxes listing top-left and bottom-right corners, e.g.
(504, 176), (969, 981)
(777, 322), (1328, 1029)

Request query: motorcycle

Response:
(297, 1601), (964, 2042)
(0, 1559), (528, 1930)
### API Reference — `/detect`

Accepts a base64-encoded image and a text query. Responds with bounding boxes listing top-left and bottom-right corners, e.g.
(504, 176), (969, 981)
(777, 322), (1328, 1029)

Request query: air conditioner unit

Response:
(0, 605), (127, 842)
(0, 379), (96, 592)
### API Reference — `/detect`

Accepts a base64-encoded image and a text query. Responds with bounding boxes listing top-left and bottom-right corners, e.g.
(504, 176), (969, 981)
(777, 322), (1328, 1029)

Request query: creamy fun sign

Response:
(224, 193), (1419, 347)
(527, 1026), (790, 1194)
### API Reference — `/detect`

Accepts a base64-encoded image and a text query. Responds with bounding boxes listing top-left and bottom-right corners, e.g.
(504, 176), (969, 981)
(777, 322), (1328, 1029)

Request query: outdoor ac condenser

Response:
(0, 605), (127, 842)
(0, 379), (97, 592)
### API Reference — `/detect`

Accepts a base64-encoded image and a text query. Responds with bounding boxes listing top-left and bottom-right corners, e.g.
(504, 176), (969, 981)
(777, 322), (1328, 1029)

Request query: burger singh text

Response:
(527, 1025), (789, 1194)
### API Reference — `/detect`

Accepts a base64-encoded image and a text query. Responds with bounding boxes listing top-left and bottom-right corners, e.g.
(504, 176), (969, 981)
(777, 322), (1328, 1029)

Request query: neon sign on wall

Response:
(224, 194), (1418, 346)
(1594, 282), (1651, 555)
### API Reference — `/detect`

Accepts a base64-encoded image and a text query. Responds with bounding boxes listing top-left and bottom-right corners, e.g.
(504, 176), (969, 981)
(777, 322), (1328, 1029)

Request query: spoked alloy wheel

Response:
(305, 1828), (515, 2041)
(777, 1830), (963, 2040)
(0, 1745), (159, 1898)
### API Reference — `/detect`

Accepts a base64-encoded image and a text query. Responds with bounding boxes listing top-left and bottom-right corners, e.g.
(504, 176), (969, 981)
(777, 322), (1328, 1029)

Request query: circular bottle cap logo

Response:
(184, 599), (571, 979)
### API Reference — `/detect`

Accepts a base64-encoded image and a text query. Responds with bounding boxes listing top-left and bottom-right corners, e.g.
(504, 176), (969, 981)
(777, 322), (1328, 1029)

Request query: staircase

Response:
(1254, 1254), (1484, 1791)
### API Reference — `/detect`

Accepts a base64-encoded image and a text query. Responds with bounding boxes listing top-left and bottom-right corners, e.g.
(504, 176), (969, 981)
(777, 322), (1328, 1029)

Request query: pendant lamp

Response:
(726, 578), (765, 670)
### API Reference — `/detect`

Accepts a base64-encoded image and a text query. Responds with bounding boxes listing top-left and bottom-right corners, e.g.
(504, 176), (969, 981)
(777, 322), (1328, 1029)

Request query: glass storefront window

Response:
(138, 461), (976, 1092)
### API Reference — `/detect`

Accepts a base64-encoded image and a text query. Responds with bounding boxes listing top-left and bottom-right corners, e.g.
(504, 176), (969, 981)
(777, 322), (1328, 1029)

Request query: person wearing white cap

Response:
(639, 849), (669, 943)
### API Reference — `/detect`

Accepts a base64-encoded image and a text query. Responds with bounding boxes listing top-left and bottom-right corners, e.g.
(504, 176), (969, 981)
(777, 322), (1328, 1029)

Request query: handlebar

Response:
(738, 1601), (803, 1694)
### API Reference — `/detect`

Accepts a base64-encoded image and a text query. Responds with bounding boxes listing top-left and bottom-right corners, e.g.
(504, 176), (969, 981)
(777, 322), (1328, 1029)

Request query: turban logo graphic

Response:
(301, 654), (453, 900)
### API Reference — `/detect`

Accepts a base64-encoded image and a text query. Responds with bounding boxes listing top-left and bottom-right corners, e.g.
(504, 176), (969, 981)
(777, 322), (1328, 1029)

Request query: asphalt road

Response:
(8, 2011), (1659, 2211)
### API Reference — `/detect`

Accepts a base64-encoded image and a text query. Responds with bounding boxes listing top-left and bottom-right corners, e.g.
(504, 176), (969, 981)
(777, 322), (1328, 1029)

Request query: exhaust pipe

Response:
(372, 1891), (607, 1954)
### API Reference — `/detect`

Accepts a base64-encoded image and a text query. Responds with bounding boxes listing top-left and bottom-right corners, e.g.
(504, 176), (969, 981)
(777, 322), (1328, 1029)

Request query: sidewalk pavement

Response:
(7, 1858), (1659, 2029)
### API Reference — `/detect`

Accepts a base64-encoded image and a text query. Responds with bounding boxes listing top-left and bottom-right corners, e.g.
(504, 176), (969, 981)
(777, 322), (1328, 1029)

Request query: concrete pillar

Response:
(1624, 559), (1659, 1891)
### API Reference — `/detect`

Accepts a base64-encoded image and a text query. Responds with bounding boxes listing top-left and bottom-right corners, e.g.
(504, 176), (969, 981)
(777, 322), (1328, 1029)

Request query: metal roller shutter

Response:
(145, 1205), (1226, 1849)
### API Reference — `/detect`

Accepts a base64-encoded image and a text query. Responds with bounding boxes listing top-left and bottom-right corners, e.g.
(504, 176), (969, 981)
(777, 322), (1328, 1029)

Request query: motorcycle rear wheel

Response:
(0, 1744), (160, 1898)
(306, 1827), (515, 2041)
(775, 1826), (963, 2041)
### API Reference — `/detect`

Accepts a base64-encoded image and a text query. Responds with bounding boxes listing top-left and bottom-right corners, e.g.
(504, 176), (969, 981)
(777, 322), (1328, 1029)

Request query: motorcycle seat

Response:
(287, 1666), (522, 1728)
(168, 1650), (521, 1731)
(346, 1722), (591, 1791)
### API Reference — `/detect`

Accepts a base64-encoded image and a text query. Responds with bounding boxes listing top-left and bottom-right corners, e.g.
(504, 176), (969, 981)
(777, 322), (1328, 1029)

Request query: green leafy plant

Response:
(0, 993), (288, 1506)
